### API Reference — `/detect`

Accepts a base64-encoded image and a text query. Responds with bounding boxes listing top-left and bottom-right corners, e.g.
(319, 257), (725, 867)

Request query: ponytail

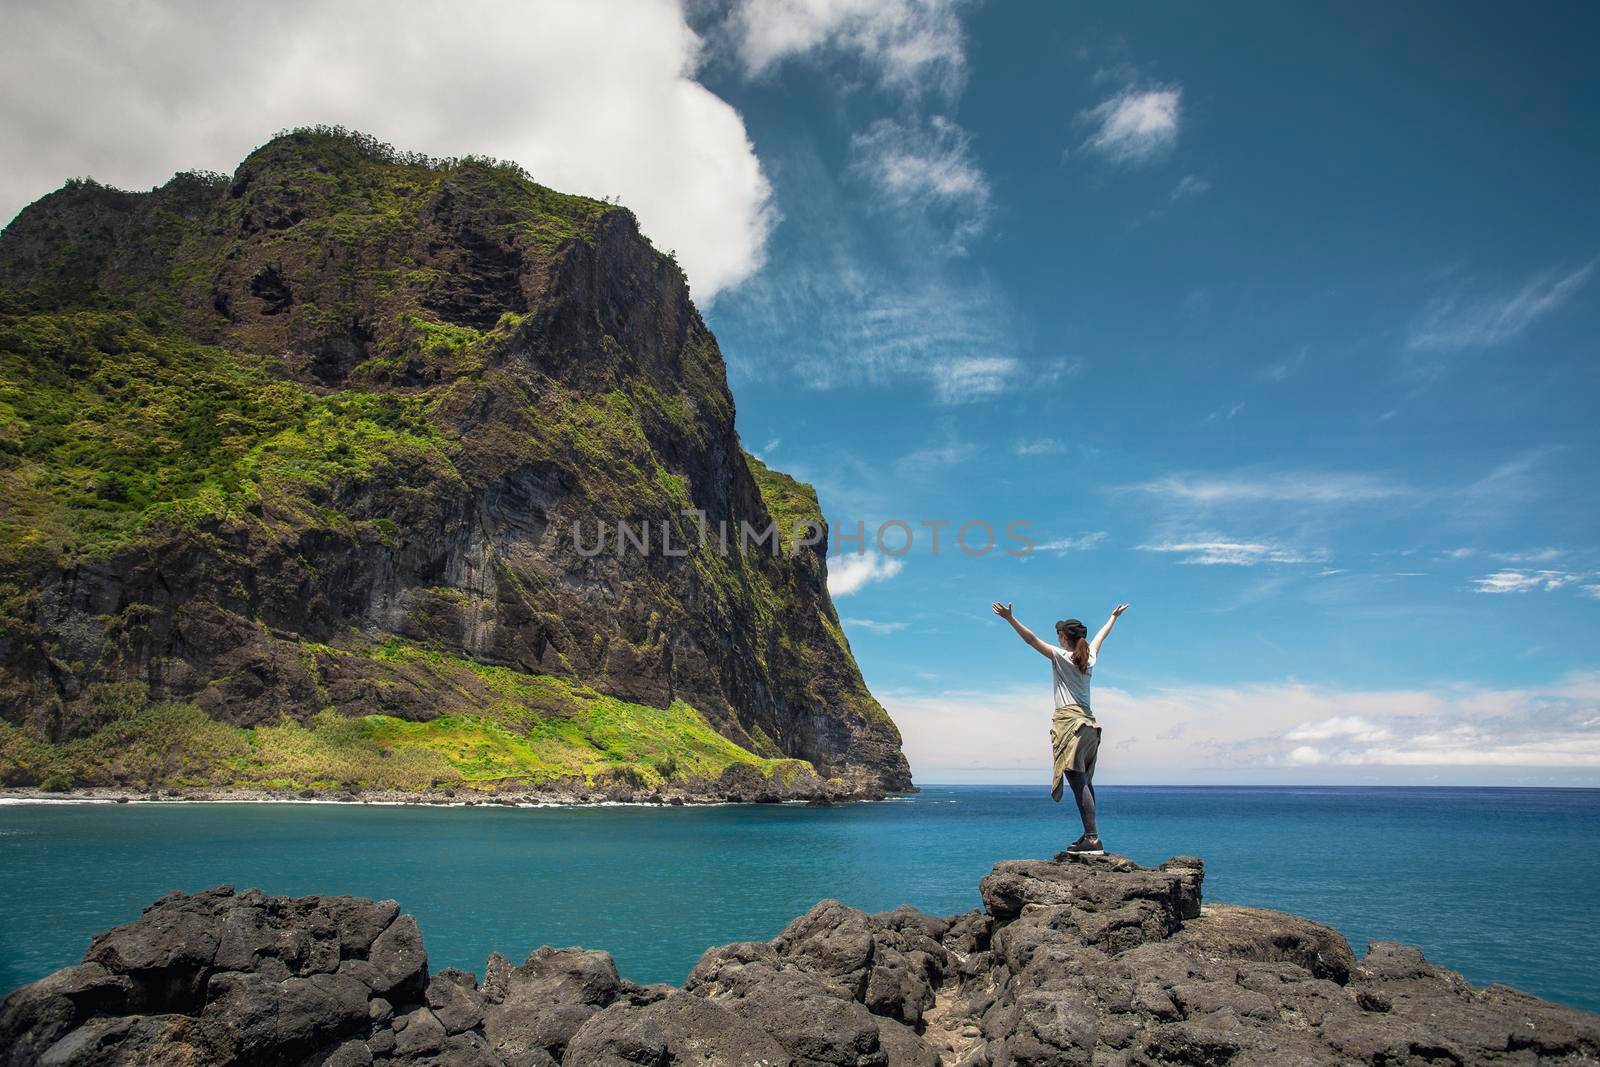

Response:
(1057, 618), (1090, 673)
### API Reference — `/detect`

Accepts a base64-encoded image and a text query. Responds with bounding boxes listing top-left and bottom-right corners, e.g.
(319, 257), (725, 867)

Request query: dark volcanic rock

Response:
(563, 993), (792, 1066)
(1171, 902), (1357, 983)
(4, 856), (1598, 1066)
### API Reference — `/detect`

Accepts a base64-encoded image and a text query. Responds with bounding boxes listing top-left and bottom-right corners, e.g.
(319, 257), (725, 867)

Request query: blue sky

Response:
(5, 0), (1597, 784)
(689, 2), (1600, 785)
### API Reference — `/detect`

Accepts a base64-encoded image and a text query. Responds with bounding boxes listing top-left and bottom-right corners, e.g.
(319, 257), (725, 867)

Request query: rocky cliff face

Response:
(0, 127), (910, 794)
(4, 853), (1595, 1066)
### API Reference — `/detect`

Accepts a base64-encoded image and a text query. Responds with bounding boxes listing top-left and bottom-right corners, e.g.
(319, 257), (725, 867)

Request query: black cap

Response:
(1056, 619), (1088, 642)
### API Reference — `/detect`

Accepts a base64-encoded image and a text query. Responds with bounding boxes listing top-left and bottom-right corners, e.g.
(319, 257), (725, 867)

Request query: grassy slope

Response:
(0, 641), (813, 792)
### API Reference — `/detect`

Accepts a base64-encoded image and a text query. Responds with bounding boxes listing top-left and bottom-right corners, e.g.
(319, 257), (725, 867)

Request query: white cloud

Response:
(1407, 259), (1595, 352)
(842, 616), (908, 634)
(0, 0), (773, 301)
(850, 115), (989, 250)
(886, 672), (1600, 781)
(827, 551), (904, 596)
(1136, 539), (1326, 566)
(1124, 472), (1406, 506)
(850, 115), (986, 205)
(1472, 569), (1584, 594)
(1080, 87), (1182, 166)
(727, 0), (967, 97)
(1014, 439), (1066, 457)
(1285, 716), (1393, 743)
(1584, 586), (1600, 600)
(1442, 547), (1476, 560)
(1035, 532), (1108, 552)
(929, 355), (1019, 403)
(1170, 174), (1211, 201)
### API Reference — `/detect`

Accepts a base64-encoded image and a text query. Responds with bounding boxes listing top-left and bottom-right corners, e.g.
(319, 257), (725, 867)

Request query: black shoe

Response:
(1065, 834), (1105, 856)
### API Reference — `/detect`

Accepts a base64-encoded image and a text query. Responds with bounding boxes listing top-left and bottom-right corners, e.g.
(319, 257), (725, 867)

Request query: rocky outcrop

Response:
(0, 127), (911, 793)
(5, 854), (1596, 1066)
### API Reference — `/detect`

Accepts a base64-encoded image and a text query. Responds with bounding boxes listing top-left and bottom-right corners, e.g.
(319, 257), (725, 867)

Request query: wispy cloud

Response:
(1079, 86), (1182, 166)
(1170, 174), (1210, 201)
(929, 356), (1019, 403)
(1013, 438), (1066, 457)
(1036, 531), (1108, 552)
(1264, 346), (1308, 383)
(1452, 447), (1561, 529)
(1206, 400), (1245, 422)
(850, 115), (989, 251)
(1136, 539), (1327, 566)
(842, 616), (908, 634)
(1123, 471), (1406, 506)
(1116, 469), (1398, 576)
(726, 0), (967, 98)
(1407, 259), (1595, 352)
(1471, 569), (1584, 594)
(720, 251), (1022, 398)
(827, 551), (904, 597)
(1492, 548), (1564, 564)
(895, 442), (979, 476)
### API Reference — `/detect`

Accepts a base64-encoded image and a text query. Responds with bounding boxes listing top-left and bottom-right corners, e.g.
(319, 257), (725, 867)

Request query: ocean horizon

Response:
(4, 783), (1597, 1014)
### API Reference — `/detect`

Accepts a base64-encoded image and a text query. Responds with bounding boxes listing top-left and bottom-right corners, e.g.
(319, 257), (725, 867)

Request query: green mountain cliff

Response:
(0, 127), (912, 798)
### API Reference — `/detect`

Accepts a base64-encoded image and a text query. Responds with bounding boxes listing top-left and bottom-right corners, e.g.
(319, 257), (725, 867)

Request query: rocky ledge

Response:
(0, 764), (888, 810)
(3, 853), (1595, 1066)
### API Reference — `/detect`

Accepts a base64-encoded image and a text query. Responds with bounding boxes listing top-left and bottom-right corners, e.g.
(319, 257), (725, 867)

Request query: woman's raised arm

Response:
(1089, 603), (1130, 658)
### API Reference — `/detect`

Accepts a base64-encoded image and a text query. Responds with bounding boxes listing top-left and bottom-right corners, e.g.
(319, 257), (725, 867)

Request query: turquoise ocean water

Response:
(2, 785), (1597, 1012)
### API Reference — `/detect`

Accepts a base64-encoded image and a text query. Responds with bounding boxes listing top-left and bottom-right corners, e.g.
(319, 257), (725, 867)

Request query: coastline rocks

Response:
(0, 766), (895, 808)
(5, 856), (1598, 1066)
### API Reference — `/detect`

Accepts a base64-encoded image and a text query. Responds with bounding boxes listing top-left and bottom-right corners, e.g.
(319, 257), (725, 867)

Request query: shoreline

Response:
(0, 784), (904, 809)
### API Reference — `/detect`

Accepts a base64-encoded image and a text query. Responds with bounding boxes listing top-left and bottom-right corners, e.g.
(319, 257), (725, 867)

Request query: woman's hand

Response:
(1111, 603), (1130, 617)
(991, 601), (1014, 620)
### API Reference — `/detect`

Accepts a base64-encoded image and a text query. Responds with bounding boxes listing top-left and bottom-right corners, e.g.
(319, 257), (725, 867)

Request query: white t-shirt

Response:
(1050, 645), (1095, 711)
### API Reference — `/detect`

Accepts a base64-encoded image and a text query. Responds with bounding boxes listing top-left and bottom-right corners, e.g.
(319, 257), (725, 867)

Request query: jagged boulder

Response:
(0, 886), (421, 1065)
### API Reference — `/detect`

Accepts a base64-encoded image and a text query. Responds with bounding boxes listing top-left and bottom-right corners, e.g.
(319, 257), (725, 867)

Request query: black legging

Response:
(1064, 767), (1098, 837)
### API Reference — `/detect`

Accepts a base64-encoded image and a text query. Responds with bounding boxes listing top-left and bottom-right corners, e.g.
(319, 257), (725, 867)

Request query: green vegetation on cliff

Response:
(0, 308), (452, 569)
(0, 125), (913, 796)
(0, 641), (814, 793)
(744, 453), (822, 552)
